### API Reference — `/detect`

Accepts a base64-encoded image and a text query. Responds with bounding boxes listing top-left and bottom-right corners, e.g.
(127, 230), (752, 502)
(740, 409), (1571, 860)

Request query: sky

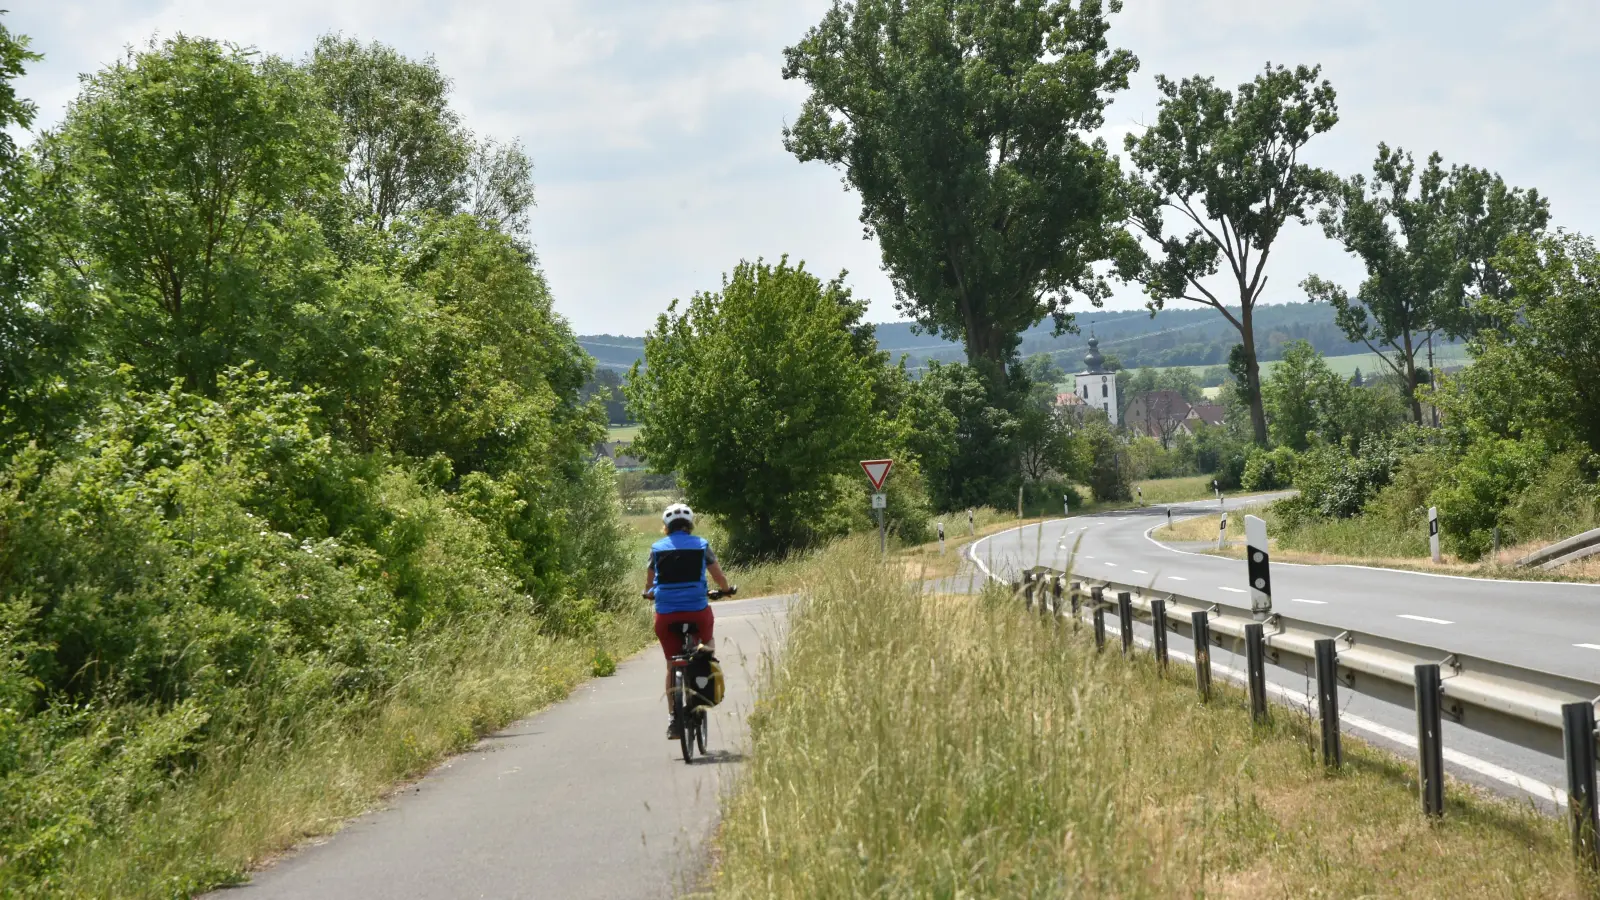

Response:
(8, 1), (1599, 336)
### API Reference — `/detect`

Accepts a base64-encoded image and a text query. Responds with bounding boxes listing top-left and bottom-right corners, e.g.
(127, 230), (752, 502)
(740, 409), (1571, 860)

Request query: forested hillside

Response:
(584, 302), (1460, 372)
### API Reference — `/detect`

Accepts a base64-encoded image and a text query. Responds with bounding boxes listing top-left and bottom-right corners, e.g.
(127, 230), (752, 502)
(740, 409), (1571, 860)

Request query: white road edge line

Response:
(1398, 614), (1454, 625)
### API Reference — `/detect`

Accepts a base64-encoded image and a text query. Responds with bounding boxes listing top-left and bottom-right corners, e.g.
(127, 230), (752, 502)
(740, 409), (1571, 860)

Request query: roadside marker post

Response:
(1245, 514), (1272, 620)
(937, 521), (945, 555)
(1216, 513), (1227, 551)
(967, 508), (974, 536)
(861, 459), (894, 555)
(1429, 506), (1441, 563)
(1063, 494), (1070, 518)
(1136, 486), (1143, 507)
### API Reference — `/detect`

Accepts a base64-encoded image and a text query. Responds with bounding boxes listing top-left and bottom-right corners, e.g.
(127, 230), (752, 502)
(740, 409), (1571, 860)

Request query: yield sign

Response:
(860, 458), (894, 491)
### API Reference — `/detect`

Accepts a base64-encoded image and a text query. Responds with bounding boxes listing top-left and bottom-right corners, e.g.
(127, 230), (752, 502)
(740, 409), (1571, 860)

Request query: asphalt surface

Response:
(966, 498), (1600, 808)
(216, 594), (789, 900)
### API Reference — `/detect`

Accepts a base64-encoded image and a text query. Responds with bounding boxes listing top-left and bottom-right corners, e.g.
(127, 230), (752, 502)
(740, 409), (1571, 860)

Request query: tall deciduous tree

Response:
(782, 0), (1137, 385)
(307, 35), (473, 229)
(40, 36), (341, 394)
(1303, 145), (1548, 423)
(1121, 63), (1339, 445)
(0, 16), (52, 441)
(626, 258), (881, 558)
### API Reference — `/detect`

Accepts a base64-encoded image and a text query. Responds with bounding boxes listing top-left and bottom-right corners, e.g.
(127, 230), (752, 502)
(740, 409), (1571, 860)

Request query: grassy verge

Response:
(1154, 505), (1600, 584)
(712, 544), (1588, 897)
(24, 610), (650, 898)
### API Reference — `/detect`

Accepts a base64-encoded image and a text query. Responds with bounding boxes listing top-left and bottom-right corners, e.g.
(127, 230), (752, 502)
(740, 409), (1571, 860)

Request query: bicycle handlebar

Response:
(641, 585), (739, 601)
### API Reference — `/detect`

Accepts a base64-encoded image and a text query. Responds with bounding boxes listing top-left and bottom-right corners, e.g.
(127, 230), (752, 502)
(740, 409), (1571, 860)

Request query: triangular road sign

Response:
(860, 458), (894, 491)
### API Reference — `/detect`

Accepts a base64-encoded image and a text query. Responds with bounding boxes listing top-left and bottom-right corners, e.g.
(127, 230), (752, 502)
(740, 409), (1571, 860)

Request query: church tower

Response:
(1073, 338), (1118, 425)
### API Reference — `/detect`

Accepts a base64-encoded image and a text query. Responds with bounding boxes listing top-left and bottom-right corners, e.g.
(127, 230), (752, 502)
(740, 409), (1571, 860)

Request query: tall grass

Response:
(13, 609), (650, 898)
(714, 541), (1586, 897)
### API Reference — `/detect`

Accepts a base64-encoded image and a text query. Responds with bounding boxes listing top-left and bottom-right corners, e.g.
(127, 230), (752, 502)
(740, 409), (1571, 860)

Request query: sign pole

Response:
(1428, 506), (1440, 563)
(860, 459), (895, 557)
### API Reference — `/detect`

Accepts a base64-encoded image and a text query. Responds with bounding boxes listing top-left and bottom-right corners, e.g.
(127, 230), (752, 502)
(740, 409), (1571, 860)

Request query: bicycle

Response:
(666, 586), (735, 763)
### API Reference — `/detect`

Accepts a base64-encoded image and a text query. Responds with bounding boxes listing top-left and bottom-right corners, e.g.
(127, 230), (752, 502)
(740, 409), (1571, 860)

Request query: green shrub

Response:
(1241, 446), (1297, 491)
(1428, 435), (1551, 560)
(1502, 450), (1600, 546)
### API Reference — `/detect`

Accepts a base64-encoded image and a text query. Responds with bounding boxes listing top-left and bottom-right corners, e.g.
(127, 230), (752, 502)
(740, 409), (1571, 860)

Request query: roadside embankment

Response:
(711, 543), (1590, 897)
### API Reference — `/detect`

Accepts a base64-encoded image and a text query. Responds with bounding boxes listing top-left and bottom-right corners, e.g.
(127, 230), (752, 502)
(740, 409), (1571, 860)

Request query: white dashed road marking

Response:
(1132, 569), (1149, 575)
(1398, 614), (1454, 625)
(1218, 586), (1246, 594)
(1575, 643), (1600, 651)
(1103, 562), (1118, 567)
(1167, 576), (1187, 581)
(1290, 598), (1326, 605)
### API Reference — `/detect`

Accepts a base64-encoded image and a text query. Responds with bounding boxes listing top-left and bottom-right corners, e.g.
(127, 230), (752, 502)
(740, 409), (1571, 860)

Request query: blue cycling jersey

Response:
(648, 532), (715, 614)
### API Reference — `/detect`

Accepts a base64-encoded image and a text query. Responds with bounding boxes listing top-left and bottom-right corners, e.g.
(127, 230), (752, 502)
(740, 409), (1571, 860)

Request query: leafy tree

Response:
(1016, 377), (1076, 482)
(0, 17), (56, 445)
(40, 36), (340, 394)
(1440, 232), (1600, 454)
(782, 0), (1137, 383)
(626, 259), (881, 558)
(901, 361), (1018, 510)
(464, 137), (537, 239)
(1121, 64), (1339, 445)
(1021, 352), (1065, 387)
(1262, 341), (1344, 451)
(307, 35), (472, 229)
(1082, 419), (1129, 501)
(1303, 145), (1547, 422)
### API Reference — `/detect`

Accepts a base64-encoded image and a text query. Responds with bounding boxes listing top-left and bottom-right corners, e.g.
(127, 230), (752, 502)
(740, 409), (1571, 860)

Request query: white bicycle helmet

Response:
(662, 502), (695, 530)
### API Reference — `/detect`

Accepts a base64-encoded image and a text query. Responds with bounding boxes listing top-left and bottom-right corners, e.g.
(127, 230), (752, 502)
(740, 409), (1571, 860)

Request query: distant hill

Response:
(580, 302), (1462, 373)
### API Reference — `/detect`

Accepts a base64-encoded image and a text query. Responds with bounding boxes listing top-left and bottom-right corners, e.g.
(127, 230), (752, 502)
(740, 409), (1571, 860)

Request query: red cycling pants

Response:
(654, 607), (715, 660)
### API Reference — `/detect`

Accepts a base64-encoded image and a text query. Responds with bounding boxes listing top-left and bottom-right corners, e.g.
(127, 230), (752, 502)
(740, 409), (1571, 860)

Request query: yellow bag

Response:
(688, 650), (725, 709)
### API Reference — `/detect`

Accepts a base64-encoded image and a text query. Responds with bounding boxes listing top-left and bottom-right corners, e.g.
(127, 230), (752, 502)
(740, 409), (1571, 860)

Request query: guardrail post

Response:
(1070, 581), (1082, 633)
(1151, 599), (1169, 673)
(1051, 576), (1063, 623)
(1245, 623), (1268, 724)
(1562, 701), (1599, 867)
(1023, 573), (1035, 611)
(1314, 638), (1342, 769)
(1192, 611), (1212, 702)
(1117, 591), (1133, 656)
(1416, 663), (1445, 817)
(1091, 586), (1106, 651)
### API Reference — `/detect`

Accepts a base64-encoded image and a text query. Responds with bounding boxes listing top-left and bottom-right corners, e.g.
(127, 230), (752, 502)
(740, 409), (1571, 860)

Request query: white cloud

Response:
(8, 1), (1598, 335)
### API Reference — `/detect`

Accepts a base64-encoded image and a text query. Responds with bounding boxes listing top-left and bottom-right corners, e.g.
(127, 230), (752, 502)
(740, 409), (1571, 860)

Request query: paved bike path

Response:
(219, 594), (789, 900)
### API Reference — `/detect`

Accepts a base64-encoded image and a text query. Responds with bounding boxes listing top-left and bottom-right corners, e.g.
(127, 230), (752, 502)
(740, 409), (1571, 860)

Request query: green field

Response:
(607, 424), (642, 442)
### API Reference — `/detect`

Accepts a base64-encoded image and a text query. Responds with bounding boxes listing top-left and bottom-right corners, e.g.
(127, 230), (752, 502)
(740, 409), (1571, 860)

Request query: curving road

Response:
(967, 497), (1600, 807)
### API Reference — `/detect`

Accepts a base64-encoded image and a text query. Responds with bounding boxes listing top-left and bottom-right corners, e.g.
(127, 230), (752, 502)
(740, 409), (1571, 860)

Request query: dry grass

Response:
(712, 541), (1590, 898)
(33, 611), (652, 898)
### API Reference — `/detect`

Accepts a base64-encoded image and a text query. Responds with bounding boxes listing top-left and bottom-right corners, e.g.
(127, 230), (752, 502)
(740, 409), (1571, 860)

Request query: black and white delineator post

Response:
(968, 508), (974, 535)
(1216, 513), (1227, 551)
(1136, 486), (1143, 506)
(1245, 513), (1272, 620)
(1213, 479), (1222, 507)
(937, 521), (945, 555)
(1063, 494), (1070, 518)
(1428, 506), (1441, 563)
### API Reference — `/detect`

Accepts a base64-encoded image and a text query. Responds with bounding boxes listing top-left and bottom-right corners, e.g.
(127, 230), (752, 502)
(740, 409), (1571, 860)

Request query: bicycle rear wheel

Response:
(676, 676), (694, 763)
(695, 709), (707, 755)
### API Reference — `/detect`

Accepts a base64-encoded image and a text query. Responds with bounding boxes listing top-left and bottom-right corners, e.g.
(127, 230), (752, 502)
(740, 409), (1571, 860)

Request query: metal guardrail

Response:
(1009, 567), (1600, 865)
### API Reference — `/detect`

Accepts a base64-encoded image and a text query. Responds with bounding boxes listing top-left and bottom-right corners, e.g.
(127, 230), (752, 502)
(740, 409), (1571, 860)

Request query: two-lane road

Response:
(968, 498), (1600, 805)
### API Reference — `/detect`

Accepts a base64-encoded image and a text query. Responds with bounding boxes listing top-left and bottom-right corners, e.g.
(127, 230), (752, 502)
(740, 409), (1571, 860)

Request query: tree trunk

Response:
(1401, 334), (1422, 424)
(1239, 305), (1269, 446)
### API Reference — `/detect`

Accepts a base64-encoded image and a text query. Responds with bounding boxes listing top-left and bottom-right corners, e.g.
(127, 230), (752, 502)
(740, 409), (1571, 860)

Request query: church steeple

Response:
(1083, 337), (1105, 374)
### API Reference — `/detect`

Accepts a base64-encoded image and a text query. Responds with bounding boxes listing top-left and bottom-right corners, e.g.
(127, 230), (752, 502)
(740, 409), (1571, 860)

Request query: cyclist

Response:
(644, 502), (732, 739)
